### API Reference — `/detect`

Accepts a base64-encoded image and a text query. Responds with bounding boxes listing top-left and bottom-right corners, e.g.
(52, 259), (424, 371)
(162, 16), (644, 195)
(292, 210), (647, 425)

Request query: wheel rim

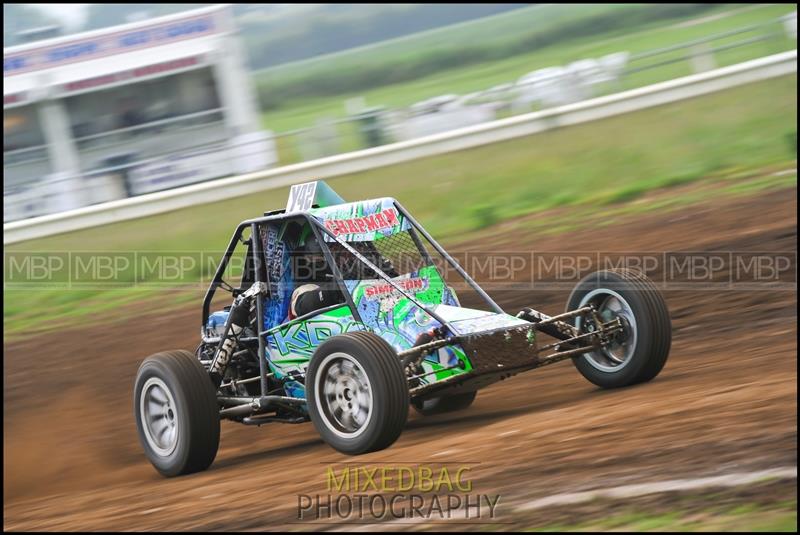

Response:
(140, 377), (179, 457)
(576, 289), (638, 372)
(314, 352), (373, 439)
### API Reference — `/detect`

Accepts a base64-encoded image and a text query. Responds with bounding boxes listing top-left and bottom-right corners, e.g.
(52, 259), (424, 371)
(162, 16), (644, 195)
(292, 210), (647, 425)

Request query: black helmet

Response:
(300, 234), (324, 256)
(294, 234), (328, 283)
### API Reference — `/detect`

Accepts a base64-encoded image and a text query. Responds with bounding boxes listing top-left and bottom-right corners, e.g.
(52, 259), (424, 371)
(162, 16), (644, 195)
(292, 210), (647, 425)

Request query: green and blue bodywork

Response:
(249, 196), (531, 400)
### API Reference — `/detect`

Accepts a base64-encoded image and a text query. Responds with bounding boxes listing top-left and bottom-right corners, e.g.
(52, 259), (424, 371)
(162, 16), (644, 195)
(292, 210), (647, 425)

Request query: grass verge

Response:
(525, 485), (797, 533)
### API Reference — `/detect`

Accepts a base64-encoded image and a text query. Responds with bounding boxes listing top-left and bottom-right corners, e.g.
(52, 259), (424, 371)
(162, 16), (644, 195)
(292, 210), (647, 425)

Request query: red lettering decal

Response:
(383, 208), (399, 227)
(365, 215), (378, 231)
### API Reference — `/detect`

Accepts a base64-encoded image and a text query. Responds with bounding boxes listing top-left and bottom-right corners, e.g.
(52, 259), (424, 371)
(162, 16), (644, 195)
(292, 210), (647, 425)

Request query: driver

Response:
(288, 232), (340, 319)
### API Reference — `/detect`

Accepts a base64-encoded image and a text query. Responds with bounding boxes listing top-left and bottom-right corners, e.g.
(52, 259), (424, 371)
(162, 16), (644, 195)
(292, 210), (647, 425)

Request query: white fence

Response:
(3, 49), (796, 245)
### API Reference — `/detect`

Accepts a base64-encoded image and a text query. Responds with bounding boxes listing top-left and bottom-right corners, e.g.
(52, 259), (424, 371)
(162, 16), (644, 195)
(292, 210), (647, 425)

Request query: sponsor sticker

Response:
(324, 208), (400, 237)
(364, 276), (429, 300)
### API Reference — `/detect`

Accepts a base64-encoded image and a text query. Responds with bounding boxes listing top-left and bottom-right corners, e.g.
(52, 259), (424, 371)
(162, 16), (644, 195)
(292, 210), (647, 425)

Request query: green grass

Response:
(529, 499), (797, 532)
(257, 3), (796, 164)
(724, 172), (798, 195)
(3, 74), (797, 336)
(256, 5), (629, 79)
(254, 4), (641, 107)
(486, 167), (797, 240)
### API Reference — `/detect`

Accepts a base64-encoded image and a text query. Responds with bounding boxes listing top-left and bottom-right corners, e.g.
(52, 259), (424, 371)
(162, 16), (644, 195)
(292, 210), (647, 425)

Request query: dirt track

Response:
(3, 186), (797, 531)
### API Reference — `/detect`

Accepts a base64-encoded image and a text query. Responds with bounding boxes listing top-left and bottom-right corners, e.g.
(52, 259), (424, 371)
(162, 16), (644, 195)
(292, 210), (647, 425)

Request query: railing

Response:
(2, 135), (259, 223)
(3, 145), (49, 168)
(73, 108), (225, 151)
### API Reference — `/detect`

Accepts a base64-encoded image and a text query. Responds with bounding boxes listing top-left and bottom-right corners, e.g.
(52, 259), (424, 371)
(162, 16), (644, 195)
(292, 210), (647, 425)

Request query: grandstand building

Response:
(3, 5), (275, 222)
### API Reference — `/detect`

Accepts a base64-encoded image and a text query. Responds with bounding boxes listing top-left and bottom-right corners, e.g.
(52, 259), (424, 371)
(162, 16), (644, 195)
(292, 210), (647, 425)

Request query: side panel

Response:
(345, 265), (458, 334)
(345, 265), (472, 386)
(262, 273), (473, 401)
(265, 305), (363, 381)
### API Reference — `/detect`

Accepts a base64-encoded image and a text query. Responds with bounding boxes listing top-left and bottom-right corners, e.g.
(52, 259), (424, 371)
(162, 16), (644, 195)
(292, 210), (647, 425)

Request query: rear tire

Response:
(566, 269), (671, 388)
(412, 391), (477, 416)
(307, 331), (409, 454)
(134, 350), (220, 477)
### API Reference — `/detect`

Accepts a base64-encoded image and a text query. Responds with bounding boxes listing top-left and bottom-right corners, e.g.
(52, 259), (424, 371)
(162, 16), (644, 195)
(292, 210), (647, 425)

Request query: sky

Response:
(26, 4), (89, 30)
(22, 4), (306, 30)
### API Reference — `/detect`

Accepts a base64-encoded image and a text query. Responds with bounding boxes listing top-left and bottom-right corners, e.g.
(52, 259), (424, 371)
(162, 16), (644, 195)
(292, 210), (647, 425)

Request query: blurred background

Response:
(3, 4), (797, 532)
(3, 4), (797, 222)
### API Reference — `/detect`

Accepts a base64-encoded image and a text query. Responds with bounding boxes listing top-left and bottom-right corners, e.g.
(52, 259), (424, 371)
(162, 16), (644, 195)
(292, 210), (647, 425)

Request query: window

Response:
(3, 106), (45, 153)
(64, 67), (222, 142)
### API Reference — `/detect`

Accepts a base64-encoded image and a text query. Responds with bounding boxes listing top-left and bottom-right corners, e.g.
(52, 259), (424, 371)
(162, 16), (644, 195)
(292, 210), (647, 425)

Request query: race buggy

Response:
(134, 181), (671, 476)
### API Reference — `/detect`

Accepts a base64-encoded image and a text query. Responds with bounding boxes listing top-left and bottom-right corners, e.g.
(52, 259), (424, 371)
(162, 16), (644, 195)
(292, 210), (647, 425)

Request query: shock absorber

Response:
(207, 282), (267, 388)
(208, 301), (250, 388)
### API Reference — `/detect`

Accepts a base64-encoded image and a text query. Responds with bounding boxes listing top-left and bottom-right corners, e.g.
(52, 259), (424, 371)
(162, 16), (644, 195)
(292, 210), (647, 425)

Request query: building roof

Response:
(4, 5), (230, 100)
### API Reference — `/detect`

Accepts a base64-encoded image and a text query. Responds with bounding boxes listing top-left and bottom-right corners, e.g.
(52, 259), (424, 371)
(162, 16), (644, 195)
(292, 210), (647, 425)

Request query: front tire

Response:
(134, 350), (220, 477)
(306, 331), (409, 455)
(567, 269), (671, 388)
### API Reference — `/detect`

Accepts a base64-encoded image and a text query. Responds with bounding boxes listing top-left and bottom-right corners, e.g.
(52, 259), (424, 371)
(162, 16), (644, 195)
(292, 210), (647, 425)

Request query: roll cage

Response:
(203, 200), (503, 328)
(201, 200), (506, 396)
